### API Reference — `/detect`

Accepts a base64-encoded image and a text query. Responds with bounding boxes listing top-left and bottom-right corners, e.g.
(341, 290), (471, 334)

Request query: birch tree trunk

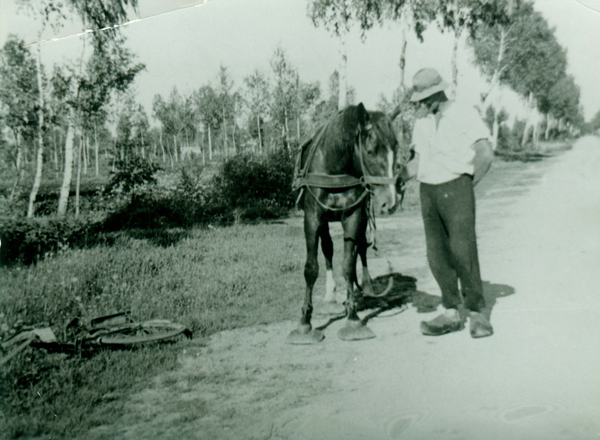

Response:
(57, 113), (76, 217)
(27, 40), (45, 218)
(53, 130), (59, 175)
(257, 115), (262, 154)
(10, 130), (23, 201)
(232, 120), (236, 153)
(222, 105), (227, 154)
(521, 92), (534, 147)
(398, 12), (408, 98)
(159, 127), (166, 163)
(75, 136), (83, 217)
(338, 32), (348, 110)
(450, 27), (461, 101)
(173, 135), (178, 162)
(94, 123), (99, 176)
(208, 125), (213, 160)
(83, 133), (88, 175)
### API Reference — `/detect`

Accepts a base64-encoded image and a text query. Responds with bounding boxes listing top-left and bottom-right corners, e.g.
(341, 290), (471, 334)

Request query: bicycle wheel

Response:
(98, 320), (190, 346)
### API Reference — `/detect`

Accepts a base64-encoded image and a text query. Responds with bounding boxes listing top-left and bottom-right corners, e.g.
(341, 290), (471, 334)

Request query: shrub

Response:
(211, 148), (295, 220)
(0, 216), (100, 266)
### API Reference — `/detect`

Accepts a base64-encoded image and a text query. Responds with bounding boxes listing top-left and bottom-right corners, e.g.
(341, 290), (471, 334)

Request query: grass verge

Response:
(0, 223), (306, 438)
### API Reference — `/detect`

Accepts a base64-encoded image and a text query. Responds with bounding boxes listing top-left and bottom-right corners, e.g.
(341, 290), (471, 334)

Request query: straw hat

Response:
(410, 68), (449, 102)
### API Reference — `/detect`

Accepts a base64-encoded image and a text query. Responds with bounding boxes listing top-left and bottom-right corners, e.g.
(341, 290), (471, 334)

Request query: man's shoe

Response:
(469, 312), (493, 338)
(420, 314), (464, 336)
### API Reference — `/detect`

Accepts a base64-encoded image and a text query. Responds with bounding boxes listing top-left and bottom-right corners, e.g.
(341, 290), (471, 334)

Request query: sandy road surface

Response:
(97, 136), (600, 440)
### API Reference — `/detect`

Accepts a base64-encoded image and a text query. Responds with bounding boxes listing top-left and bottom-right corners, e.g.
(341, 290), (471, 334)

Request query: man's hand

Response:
(399, 152), (419, 183)
(473, 140), (494, 186)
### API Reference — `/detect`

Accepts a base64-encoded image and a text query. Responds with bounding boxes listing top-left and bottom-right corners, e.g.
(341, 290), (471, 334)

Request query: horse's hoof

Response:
(338, 320), (376, 341)
(362, 282), (375, 298)
(286, 326), (325, 345)
(315, 301), (346, 316)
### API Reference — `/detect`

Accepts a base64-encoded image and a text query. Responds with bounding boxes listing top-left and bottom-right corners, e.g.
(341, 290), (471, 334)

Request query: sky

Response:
(1, 0), (600, 123)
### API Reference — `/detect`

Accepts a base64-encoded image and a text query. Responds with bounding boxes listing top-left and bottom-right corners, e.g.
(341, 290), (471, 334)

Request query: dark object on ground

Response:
(1, 311), (191, 365)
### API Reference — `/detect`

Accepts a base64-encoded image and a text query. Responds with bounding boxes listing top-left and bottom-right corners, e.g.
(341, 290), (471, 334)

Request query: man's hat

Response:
(410, 68), (449, 102)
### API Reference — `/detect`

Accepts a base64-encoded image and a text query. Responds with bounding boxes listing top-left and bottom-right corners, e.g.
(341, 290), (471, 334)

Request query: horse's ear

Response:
(357, 102), (371, 129)
(390, 105), (402, 121)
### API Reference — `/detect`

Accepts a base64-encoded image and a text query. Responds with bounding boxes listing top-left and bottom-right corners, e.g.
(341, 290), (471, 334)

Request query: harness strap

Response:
(297, 173), (362, 189)
(305, 185), (371, 213)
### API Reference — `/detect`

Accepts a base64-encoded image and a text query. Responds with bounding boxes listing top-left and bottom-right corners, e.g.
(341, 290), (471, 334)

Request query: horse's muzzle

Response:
(372, 184), (398, 215)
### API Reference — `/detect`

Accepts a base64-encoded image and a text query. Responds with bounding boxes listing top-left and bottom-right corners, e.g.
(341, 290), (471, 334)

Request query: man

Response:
(400, 68), (495, 338)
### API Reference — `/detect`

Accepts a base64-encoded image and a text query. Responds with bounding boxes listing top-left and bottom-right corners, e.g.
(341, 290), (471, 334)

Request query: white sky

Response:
(1, 0), (600, 122)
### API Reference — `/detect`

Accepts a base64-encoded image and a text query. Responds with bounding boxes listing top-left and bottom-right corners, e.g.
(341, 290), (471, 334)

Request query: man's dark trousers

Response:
(419, 174), (485, 312)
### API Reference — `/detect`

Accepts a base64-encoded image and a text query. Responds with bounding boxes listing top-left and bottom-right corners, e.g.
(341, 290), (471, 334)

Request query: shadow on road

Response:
(312, 276), (514, 330)
(481, 280), (516, 320)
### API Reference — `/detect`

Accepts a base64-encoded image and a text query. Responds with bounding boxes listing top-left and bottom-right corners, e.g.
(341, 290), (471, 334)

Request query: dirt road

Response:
(99, 136), (600, 440)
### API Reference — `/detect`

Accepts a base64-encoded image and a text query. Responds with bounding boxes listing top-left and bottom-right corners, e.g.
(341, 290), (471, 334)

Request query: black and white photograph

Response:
(1, 0), (600, 438)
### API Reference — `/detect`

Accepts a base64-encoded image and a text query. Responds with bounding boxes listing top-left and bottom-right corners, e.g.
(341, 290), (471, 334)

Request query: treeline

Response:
(1, 0), (595, 224)
(0, 0), (143, 219)
(116, 48), (353, 168)
(310, 0), (588, 150)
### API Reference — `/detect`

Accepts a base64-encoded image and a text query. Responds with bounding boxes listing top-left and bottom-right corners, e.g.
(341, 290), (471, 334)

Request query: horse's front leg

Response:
(321, 222), (338, 303)
(286, 210), (325, 344)
(338, 208), (376, 341)
(358, 234), (375, 297)
(319, 224), (346, 315)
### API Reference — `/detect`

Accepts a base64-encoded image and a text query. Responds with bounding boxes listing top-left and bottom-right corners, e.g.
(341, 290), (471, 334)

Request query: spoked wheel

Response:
(97, 320), (190, 346)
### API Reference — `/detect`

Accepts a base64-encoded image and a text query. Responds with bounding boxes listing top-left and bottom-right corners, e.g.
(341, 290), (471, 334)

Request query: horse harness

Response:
(292, 119), (401, 248)
(293, 119), (399, 210)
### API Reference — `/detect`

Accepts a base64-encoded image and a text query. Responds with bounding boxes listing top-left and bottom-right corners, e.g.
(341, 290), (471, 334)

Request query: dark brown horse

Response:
(289, 103), (405, 344)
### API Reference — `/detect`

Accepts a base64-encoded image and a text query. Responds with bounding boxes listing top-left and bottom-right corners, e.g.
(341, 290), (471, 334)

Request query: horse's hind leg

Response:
(286, 212), (325, 344)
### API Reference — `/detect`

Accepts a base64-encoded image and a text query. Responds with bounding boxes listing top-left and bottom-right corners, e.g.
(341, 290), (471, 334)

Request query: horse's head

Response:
(353, 103), (402, 215)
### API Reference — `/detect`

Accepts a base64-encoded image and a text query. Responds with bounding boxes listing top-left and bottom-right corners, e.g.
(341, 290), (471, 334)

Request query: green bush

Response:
(0, 216), (100, 266)
(211, 148), (295, 220)
(0, 150), (297, 265)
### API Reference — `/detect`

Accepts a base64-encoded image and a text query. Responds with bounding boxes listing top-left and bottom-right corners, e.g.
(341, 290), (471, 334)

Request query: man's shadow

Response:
(479, 281), (516, 320)
(409, 279), (515, 322)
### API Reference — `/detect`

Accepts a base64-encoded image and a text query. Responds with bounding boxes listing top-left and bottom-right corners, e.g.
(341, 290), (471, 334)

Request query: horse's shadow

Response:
(315, 273), (422, 330)
(315, 275), (515, 331)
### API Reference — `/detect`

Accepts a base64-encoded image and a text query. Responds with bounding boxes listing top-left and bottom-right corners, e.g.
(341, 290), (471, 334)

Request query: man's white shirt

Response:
(412, 101), (491, 185)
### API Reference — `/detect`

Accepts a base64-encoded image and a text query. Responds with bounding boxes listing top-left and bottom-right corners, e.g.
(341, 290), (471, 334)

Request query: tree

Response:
(0, 35), (38, 200)
(469, 0), (567, 147)
(588, 108), (600, 135)
(545, 75), (581, 138)
(497, 3), (566, 146)
(190, 85), (221, 161)
(270, 47), (298, 149)
(351, 0), (437, 96)
(309, 0), (353, 109)
(468, 0), (520, 147)
(216, 65), (235, 156)
(437, 0), (510, 100)
(243, 69), (271, 153)
(295, 78), (321, 139)
(17, 0), (145, 217)
(14, 1), (66, 217)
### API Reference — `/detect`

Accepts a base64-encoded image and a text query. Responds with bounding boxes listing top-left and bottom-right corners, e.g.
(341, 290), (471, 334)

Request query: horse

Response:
(288, 103), (406, 344)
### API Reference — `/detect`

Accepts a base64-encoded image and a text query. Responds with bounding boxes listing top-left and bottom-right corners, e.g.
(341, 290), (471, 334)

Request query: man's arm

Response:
(399, 152), (419, 182)
(472, 139), (494, 186)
